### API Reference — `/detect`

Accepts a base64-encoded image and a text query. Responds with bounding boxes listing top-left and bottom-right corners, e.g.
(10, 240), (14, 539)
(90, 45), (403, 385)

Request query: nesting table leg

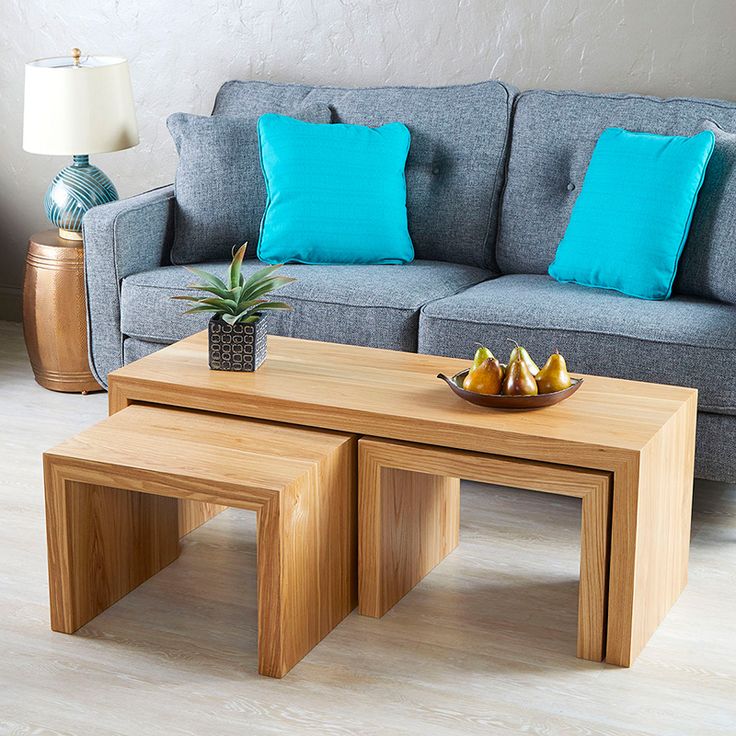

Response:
(359, 461), (460, 618)
(44, 461), (179, 634)
(256, 437), (357, 678)
(576, 484), (611, 661)
(605, 400), (696, 667)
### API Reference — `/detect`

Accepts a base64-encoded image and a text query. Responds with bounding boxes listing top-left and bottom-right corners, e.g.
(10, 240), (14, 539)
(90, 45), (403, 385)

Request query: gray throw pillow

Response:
(167, 103), (331, 264)
(676, 120), (736, 303)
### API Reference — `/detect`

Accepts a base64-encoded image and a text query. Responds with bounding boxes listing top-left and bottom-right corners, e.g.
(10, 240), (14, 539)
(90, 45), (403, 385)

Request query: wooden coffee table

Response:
(108, 332), (697, 667)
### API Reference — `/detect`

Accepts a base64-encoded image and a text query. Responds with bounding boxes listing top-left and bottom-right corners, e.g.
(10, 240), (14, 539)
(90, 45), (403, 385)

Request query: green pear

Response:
(472, 345), (494, 369)
(536, 351), (572, 394)
(508, 340), (540, 376)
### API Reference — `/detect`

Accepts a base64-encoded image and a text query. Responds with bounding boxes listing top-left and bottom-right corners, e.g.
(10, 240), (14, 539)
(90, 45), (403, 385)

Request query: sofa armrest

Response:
(82, 184), (175, 388)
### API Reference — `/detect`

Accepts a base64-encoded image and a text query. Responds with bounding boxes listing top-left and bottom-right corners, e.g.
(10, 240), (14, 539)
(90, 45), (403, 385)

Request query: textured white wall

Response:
(1, 0), (734, 318)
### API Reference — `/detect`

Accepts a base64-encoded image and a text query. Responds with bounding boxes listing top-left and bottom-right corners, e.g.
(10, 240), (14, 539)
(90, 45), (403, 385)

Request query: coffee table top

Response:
(109, 332), (697, 470)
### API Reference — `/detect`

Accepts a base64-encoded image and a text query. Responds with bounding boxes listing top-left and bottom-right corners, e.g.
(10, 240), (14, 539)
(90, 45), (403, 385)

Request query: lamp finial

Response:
(71, 48), (81, 66)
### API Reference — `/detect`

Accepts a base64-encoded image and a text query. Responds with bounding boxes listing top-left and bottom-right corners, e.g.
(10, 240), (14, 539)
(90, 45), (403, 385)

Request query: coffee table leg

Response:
(605, 398), (696, 667)
(256, 438), (357, 678)
(44, 461), (180, 633)
(359, 444), (461, 618)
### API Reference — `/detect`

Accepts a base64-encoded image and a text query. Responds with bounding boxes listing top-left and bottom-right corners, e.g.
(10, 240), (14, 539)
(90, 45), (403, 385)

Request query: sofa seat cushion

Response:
(419, 274), (736, 413)
(121, 260), (491, 353)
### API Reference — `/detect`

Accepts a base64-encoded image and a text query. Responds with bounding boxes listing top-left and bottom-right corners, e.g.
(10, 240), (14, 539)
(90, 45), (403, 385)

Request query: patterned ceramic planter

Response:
(208, 315), (268, 372)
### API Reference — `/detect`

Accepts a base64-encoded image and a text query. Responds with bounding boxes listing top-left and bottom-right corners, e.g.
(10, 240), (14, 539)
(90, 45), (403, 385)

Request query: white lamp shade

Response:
(23, 54), (139, 156)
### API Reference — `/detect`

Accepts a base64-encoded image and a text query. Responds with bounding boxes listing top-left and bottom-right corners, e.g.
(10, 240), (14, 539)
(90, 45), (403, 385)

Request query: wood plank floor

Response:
(1, 321), (734, 735)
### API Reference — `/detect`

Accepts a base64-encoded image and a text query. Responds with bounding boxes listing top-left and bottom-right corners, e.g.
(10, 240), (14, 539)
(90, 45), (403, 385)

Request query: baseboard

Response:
(0, 285), (22, 322)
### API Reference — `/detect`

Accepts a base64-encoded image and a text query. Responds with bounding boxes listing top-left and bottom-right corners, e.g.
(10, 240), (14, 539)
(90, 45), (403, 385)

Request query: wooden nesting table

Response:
(44, 405), (356, 678)
(99, 332), (697, 668)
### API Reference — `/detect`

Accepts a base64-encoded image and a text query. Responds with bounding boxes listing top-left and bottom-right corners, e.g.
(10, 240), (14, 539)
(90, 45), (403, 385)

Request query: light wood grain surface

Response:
(358, 437), (611, 662)
(360, 462), (461, 616)
(2, 322), (734, 735)
(605, 394), (697, 666)
(178, 498), (227, 536)
(44, 477), (180, 632)
(44, 404), (357, 677)
(109, 331), (697, 666)
(109, 331), (693, 463)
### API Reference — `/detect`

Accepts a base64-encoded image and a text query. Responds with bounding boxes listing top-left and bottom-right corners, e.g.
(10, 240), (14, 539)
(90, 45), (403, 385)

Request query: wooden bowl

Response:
(437, 370), (583, 409)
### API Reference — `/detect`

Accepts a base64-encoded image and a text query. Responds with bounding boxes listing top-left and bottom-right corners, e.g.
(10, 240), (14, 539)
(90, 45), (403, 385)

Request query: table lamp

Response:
(23, 48), (138, 240)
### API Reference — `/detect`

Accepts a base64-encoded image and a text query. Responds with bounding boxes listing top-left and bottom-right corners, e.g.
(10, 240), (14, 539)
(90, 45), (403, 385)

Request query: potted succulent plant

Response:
(172, 243), (295, 371)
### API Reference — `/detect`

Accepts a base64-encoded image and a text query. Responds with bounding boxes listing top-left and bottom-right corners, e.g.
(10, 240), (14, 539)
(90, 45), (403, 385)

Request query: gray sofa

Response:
(83, 80), (736, 483)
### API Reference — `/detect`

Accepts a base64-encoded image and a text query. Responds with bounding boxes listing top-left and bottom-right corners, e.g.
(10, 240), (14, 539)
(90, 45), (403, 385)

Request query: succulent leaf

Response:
(185, 284), (232, 298)
(172, 241), (294, 325)
(253, 301), (292, 311)
(238, 276), (296, 303)
(182, 305), (221, 315)
(233, 297), (268, 311)
(197, 296), (240, 310)
(184, 266), (228, 292)
(241, 263), (285, 288)
(229, 243), (247, 289)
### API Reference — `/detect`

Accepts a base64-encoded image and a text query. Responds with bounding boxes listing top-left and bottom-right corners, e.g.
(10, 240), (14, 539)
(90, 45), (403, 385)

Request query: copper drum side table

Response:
(23, 230), (100, 393)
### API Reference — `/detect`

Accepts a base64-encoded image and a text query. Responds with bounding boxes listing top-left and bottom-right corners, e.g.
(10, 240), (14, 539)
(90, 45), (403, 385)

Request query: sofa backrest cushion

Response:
(497, 89), (736, 300)
(676, 120), (736, 303)
(168, 102), (331, 265)
(214, 80), (516, 269)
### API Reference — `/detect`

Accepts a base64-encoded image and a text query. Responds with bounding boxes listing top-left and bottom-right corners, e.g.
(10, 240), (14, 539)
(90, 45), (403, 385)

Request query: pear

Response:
(472, 345), (494, 370)
(536, 351), (572, 394)
(502, 354), (538, 396)
(508, 340), (540, 376)
(463, 357), (504, 395)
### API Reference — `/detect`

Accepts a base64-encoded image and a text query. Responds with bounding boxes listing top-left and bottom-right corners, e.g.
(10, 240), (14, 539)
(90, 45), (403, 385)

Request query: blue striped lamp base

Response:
(44, 155), (119, 240)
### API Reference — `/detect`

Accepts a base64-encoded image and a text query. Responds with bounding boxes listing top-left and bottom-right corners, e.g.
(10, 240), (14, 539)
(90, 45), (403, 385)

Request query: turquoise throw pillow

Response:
(548, 127), (715, 300)
(257, 113), (414, 265)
